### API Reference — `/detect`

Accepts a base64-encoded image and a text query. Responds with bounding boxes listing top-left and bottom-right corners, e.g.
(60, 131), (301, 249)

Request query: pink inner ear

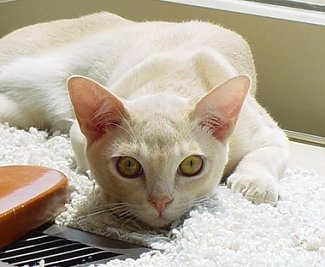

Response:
(194, 75), (250, 140)
(199, 112), (233, 140)
(67, 76), (126, 142)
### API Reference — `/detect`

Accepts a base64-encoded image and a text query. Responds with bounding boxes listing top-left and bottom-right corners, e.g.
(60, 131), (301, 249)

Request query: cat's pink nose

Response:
(148, 195), (173, 215)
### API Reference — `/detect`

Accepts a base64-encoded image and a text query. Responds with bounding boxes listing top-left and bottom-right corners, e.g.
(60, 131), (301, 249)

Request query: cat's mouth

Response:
(134, 205), (187, 229)
(115, 207), (175, 230)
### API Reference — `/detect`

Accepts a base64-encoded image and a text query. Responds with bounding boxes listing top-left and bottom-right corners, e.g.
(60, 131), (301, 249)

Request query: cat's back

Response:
(0, 12), (131, 65)
(98, 20), (256, 94)
(0, 12), (255, 83)
(0, 12), (256, 93)
(159, 21), (256, 91)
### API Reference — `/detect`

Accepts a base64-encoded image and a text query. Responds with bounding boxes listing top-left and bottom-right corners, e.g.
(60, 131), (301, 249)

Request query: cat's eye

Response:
(178, 155), (203, 177)
(116, 156), (143, 178)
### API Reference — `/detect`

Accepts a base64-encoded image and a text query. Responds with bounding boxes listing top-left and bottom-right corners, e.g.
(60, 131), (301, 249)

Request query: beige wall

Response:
(1, 0), (324, 137)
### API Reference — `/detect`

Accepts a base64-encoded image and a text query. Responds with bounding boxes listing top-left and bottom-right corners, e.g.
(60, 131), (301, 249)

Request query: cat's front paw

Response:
(226, 173), (278, 205)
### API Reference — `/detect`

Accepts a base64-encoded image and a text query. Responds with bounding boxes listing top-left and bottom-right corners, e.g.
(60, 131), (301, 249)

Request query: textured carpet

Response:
(1, 123), (324, 267)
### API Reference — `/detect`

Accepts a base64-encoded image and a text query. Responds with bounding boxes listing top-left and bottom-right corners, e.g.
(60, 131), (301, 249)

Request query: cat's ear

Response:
(67, 76), (126, 143)
(192, 75), (250, 140)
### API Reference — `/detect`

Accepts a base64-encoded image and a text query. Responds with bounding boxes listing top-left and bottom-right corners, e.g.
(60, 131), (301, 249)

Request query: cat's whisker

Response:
(102, 202), (132, 208)
(114, 207), (135, 218)
(76, 209), (111, 222)
(184, 122), (201, 139)
(88, 202), (131, 212)
(111, 207), (135, 221)
(181, 192), (217, 209)
(75, 201), (135, 223)
(114, 109), (138, 143)
(120, 114), (138, 143)
(107, 203), (146, 229)
(106, 122), (137, 143)
(76, 204), (144, 230)
(194, 191), (217, 202)
(107, 205), (135, 217)
(106, 203), (136, 219)
(105, 202), (132, 207)
(117, 211), (135, 221)
(120, 213), (143, 229)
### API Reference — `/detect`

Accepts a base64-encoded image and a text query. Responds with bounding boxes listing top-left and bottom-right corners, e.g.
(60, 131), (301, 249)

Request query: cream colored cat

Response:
(0, 12), (288, 228)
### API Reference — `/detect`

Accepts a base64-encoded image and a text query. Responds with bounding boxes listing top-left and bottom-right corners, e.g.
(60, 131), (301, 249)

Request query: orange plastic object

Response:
(0, 165), (69, 248)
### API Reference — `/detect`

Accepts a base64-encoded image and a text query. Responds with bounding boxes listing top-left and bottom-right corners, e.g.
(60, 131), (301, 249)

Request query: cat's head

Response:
(67, 75), (249, 228)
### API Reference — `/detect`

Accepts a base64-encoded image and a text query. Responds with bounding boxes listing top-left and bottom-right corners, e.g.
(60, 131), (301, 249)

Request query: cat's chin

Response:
(142, 217), (174, 229)
(136, 210), (182, 229)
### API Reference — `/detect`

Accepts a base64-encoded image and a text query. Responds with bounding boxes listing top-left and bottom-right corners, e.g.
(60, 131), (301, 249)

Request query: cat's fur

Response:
(0, 12), (288, 228)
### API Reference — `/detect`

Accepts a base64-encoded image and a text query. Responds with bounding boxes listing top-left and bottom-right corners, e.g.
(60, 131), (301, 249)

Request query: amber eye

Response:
(178, 155), (203, 177)
(116, 156), (143, 178)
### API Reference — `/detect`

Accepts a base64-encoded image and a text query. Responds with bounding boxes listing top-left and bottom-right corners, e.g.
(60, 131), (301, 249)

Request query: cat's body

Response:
(0, 12), (288, 228)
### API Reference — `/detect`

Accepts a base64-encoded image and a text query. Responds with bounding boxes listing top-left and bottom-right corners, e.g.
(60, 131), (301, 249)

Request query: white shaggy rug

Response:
(0, 123), (324, 267)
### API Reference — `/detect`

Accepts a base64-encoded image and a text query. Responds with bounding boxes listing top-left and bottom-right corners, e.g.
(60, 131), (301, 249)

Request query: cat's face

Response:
(67, 75), (249, 228)
(86, 107), (228, 227)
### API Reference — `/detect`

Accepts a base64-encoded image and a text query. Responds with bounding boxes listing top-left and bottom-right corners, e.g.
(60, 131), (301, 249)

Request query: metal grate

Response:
(0, 231), (121, 267)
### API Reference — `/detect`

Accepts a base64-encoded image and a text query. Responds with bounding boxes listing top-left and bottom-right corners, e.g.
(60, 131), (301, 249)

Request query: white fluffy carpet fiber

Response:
(1, 123), (324, 267)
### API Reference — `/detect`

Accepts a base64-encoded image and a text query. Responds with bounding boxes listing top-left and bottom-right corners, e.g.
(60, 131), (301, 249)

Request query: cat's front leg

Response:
(226, 98), (289, 205)
(227, 146), (288, 205)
